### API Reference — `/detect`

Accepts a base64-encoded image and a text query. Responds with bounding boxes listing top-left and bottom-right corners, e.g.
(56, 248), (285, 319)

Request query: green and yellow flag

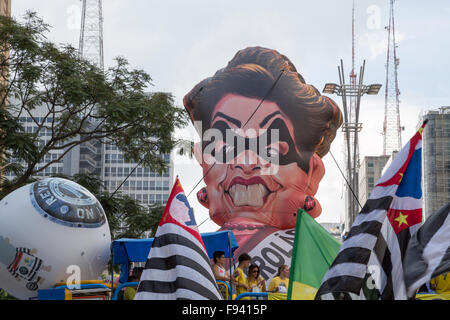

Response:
(287, 209), (341, 300)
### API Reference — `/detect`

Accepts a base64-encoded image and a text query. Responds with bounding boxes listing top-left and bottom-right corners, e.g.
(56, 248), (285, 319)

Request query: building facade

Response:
(420, 107), (450, 219)
(0, 0), (10, 17)
(358, 155), (390, 206)
(6, 103), (173, 207)
(102, 143), (173, 206)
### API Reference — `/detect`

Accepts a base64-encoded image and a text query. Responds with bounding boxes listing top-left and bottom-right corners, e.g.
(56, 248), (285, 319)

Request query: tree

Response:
(0, 12), (188, 196)
(67, 172), (164, 239)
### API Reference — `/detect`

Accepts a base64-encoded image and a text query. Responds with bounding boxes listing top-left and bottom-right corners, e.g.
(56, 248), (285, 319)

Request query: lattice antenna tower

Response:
(349, 0), (359, 182)
(383, 0), (402, 155)
(79, 0), (104, 71)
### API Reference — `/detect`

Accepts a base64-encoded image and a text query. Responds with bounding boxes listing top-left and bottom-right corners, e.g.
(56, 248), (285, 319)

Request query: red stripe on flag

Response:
(11, 252), (23, 272)
(158, 178), (207, 250)
(377, 131), (422, 188)
(387, 208), (422, 234)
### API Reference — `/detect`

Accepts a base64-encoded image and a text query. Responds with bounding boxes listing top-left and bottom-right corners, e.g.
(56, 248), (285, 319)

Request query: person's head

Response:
(129, 267), (144, 282)
(184, 46), (342, 229)
(277, 264), (289, 279)
(247, 264), (261, 279)
(213, 251), (225, 264)
(238, 253), (251, 268)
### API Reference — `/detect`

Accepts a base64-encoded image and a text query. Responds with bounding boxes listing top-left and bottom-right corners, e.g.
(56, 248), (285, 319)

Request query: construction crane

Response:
(383, 0), (402, 155)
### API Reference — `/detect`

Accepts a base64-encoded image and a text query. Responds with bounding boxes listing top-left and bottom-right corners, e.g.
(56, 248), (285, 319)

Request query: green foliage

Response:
(0, 288), (16, 300)
(0, 12), (188, 195)
(50, 173), (165, 240)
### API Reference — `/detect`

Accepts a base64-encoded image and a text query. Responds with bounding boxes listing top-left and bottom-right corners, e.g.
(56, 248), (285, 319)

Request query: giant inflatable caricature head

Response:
(183, 47), (342, 260)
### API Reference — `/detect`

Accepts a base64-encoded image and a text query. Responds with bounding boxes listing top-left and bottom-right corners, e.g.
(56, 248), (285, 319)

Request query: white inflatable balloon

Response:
(0, 178), (111, 299)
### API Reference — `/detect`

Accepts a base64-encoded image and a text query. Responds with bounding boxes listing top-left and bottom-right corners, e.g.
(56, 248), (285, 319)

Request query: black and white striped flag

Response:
(403, 202), (450, 297)
(316, 122), (427, 300)
(134, 178), (223, 300)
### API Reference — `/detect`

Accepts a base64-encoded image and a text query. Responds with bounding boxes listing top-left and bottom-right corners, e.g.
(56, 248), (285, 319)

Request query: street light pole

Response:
(323, 60), (381, 232)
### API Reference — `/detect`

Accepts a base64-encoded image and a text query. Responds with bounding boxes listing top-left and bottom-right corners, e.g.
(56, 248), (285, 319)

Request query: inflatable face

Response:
(184, 47), (342, 278)
(198, 93), (325, 228)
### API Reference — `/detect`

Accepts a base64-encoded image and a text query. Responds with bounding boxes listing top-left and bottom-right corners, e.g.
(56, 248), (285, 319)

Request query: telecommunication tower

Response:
(79, 0), (104, 70)
(323, 1), (381, 232)
(383, 0), (402, 155)
(75, 0), (104, 176)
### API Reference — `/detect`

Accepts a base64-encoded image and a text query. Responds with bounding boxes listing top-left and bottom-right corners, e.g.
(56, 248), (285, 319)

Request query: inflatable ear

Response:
(304, 153), (325, 218)
(307, 153), (325, 196)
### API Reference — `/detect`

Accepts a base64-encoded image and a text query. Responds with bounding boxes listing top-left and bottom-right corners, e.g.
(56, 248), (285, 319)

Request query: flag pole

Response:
(287, 209), (303, 300)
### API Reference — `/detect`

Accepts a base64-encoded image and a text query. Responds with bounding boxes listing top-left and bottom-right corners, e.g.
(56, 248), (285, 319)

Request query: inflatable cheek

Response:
(0, 178), (111, 300)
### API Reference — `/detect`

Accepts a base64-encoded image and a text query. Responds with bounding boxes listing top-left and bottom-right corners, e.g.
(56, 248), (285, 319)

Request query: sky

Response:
(11, 1), (450, 232)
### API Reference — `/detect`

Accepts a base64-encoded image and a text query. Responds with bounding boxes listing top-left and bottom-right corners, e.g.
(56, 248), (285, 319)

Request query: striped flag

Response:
(403, 202), (450, 297)
(316, 121), (427, 300)
(134, 178), (223, 300)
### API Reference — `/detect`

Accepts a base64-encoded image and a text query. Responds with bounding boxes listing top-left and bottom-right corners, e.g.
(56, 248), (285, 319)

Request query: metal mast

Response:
(76, 0), (104, 176)
(383, 0), (402, 155)
(323, 1), (381, 232)
(79, 0), (104, 70)
(343, 0), (363, 231)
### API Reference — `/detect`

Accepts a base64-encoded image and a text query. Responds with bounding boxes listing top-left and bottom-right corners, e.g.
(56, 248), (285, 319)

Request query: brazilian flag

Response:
(287, 209), (341, 300)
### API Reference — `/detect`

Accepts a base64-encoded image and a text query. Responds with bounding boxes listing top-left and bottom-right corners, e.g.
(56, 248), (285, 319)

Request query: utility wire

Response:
(107, 157), (145, 201)
(328, 150), (363, 210)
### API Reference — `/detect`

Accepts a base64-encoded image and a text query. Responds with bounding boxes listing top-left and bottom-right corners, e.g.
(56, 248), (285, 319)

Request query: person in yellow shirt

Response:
(123, 267), (143, 300)
(430, 272), (450, 294)
(247, 264), (266, 293)
(233, 253), (251, 296)
(268, 265), (290, 294)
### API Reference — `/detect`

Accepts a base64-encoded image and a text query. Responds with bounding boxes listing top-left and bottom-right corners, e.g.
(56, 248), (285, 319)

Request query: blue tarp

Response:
(112, 230), (239, 283)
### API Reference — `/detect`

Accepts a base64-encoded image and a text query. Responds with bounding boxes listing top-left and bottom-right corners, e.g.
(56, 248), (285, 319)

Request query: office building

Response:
(420, 107), (450, 219)
(6, 102), (173, 206)
(358, 155), (390, 206)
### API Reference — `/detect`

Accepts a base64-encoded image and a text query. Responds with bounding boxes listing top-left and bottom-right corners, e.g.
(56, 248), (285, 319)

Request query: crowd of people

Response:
(417, 272), (450, 296)
(119, 257), (449, 300)
(211, 251), (290, 298)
